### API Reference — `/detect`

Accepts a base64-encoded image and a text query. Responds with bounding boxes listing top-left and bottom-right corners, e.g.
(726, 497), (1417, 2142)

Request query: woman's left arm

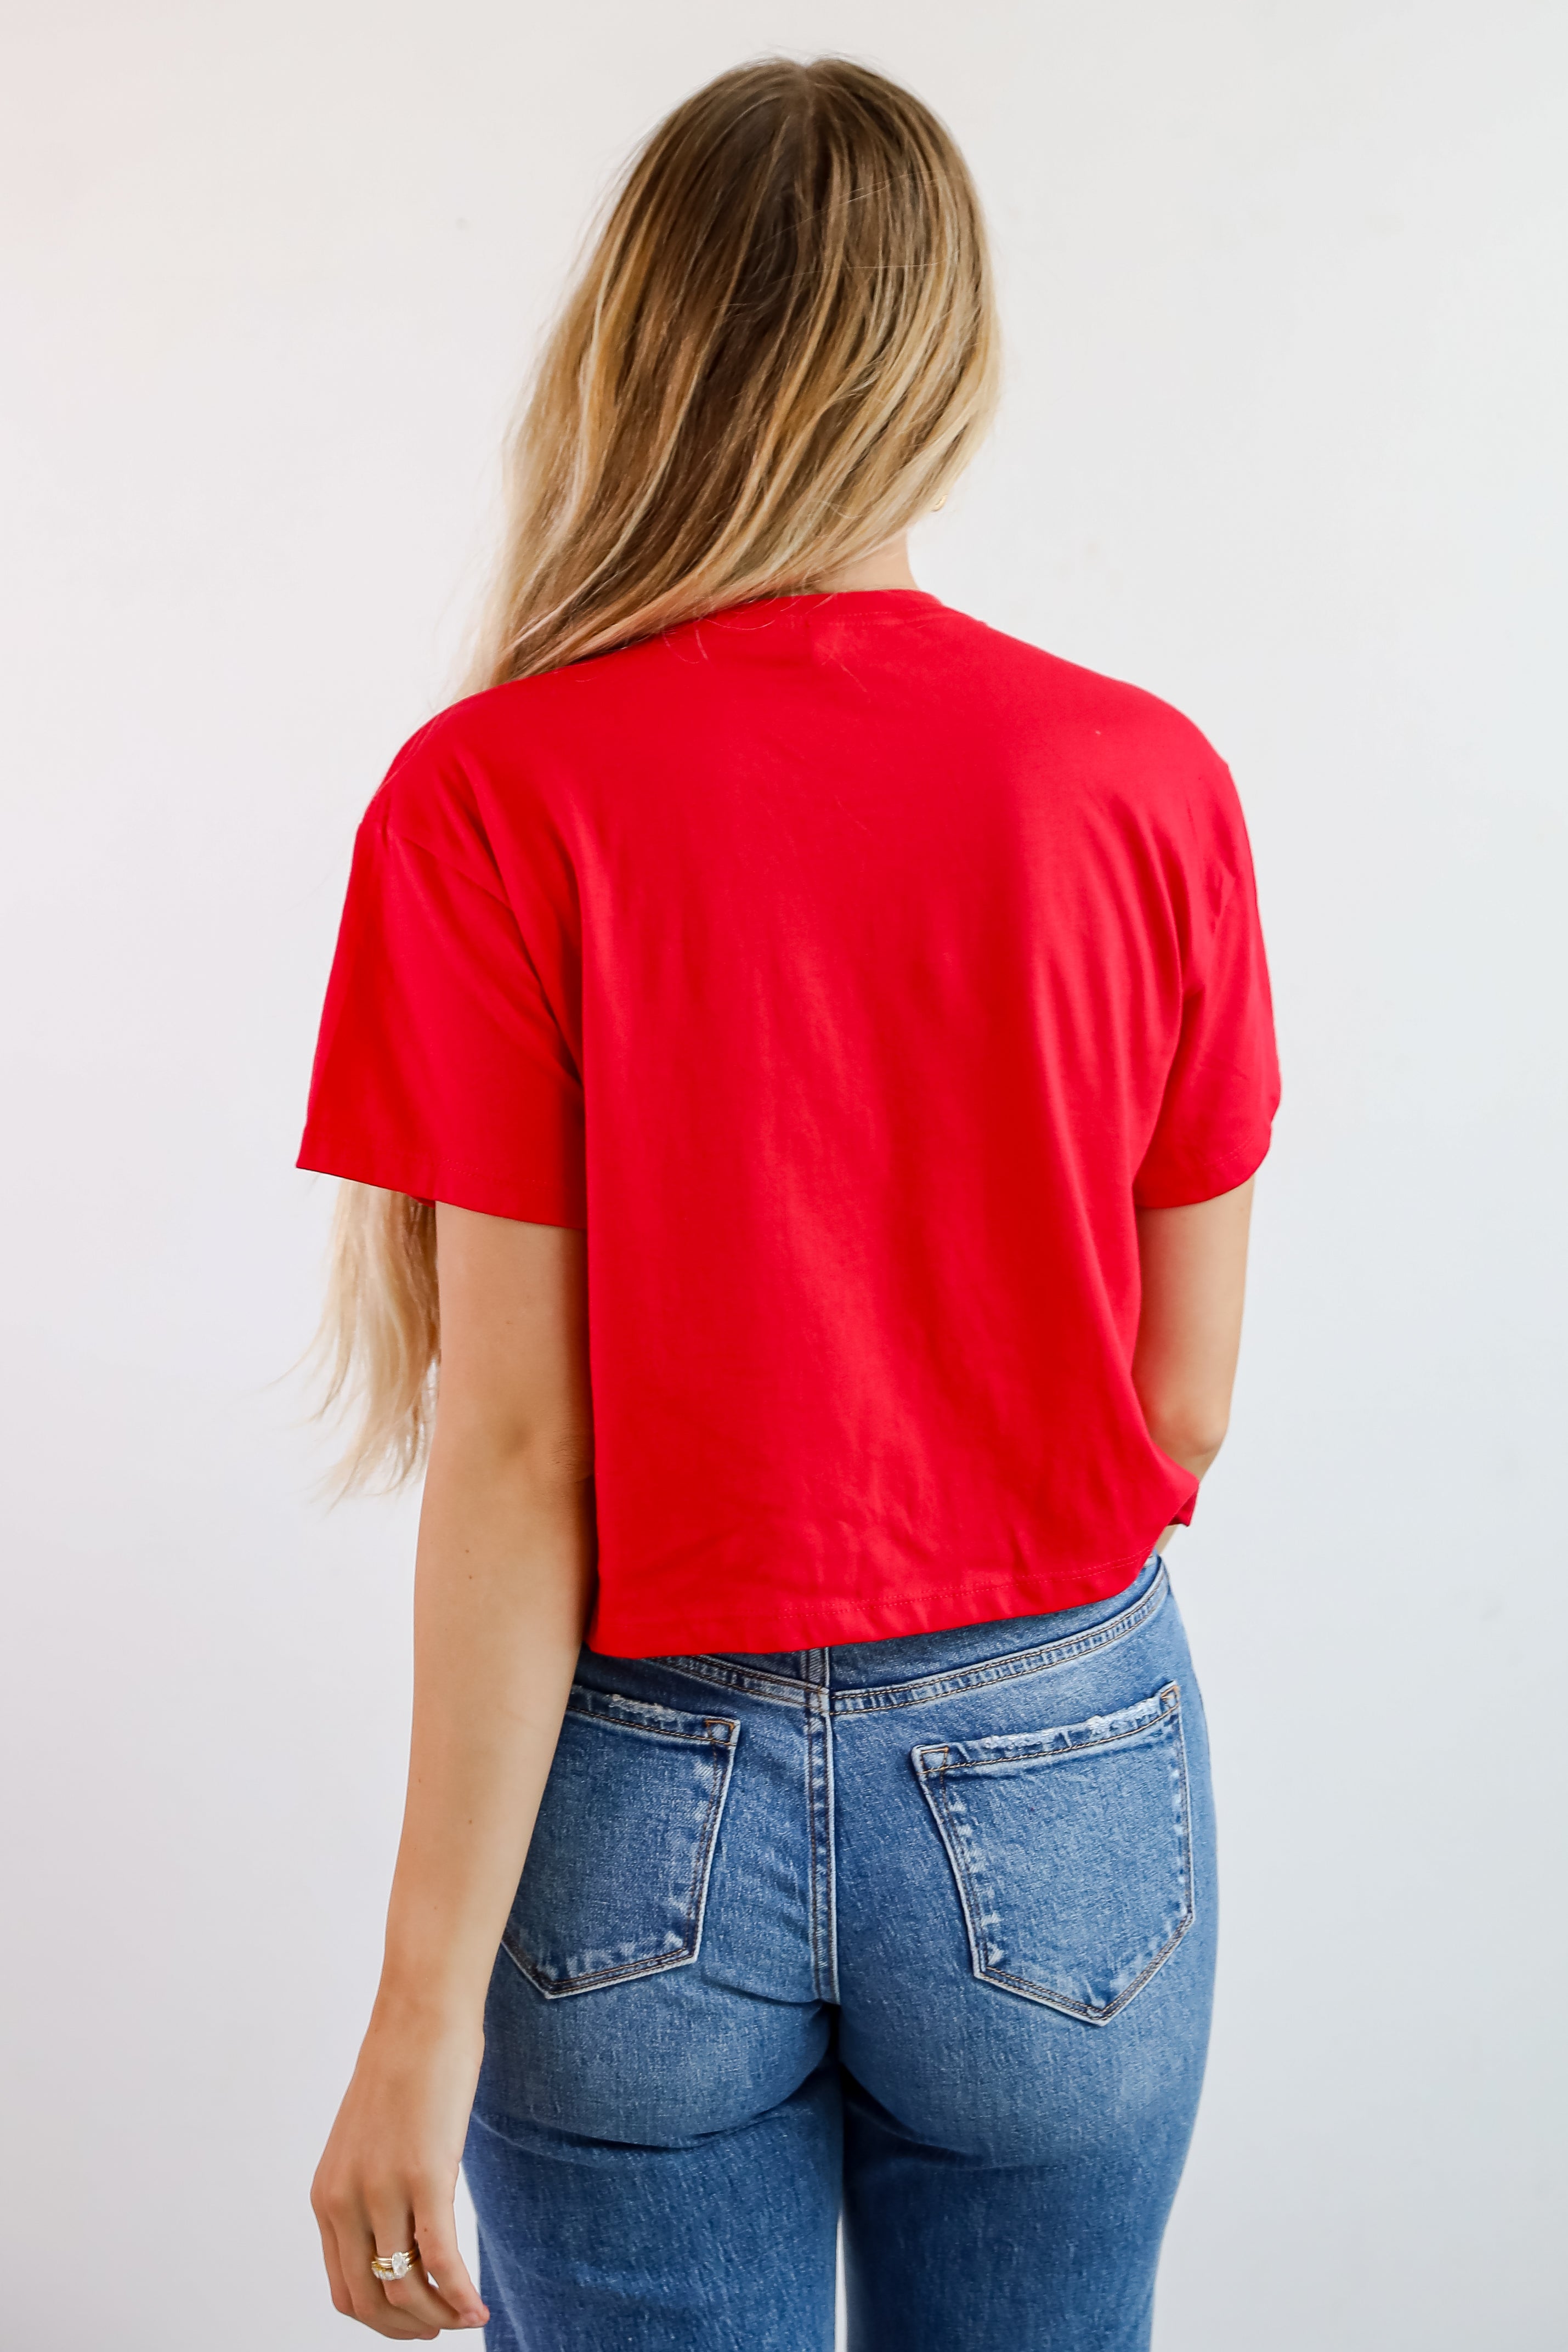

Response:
(311, 1205), (595, 2340)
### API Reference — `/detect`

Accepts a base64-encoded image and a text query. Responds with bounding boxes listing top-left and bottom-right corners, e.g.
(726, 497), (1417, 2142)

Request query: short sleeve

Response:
(297, 795), (586, 1226)
(1133, 838), (1280, 1210)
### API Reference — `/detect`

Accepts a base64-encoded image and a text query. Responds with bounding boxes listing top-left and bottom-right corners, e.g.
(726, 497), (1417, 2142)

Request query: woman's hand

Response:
(311, 2011), (489, 2336)
(312, 2011), (489, 2336)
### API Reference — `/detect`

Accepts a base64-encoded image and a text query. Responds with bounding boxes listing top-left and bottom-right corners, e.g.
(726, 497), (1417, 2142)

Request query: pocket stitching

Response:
(912, 1683), (1179, 1776)
(565, 1687), (728, 1743)
(502, 1714), (740, 1998)
(915, 1686), (1193, 2024)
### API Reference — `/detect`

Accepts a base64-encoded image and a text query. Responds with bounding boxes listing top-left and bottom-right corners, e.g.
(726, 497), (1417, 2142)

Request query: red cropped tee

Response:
(299, 591), (1278, 1655)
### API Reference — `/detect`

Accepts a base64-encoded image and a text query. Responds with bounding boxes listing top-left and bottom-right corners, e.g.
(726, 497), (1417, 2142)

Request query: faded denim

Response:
(465, 1552), (1216, 2351)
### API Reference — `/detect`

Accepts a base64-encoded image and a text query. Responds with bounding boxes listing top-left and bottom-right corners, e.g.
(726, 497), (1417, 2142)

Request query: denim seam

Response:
(806, 1699), (822, 2001)
(928, 1752), (995, 2002)
(979, 1919), (1193, 2022)
(502, 1718), (739, 1998)
(650, 1658), (817, 1707)
(653, 1566), (1167, 1715)
(834, 1573), (1169, 1716)
(681, 1721), (740, 1974)
(913, 1684), (1179, 1775)
(823, 1699), (840, 2003)
(566, 1687), (729, 1742)
(801, 1665), (839, 2004)
(567, 1711), (722, 1746)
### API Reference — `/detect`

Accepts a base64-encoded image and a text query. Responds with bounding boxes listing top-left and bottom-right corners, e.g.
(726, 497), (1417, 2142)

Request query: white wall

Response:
(3, 4), (1564, 2345)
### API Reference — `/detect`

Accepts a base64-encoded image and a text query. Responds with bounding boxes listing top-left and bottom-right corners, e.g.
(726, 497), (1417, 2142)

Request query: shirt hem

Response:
(587, 1542), (1172, 1660)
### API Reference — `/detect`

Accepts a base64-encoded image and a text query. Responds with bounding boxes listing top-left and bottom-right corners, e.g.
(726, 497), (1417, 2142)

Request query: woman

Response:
(303, 56), (1277, 2351)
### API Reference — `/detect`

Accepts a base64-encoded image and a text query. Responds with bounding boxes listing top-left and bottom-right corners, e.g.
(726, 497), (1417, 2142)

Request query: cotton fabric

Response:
(298, 591), (1278, 1653)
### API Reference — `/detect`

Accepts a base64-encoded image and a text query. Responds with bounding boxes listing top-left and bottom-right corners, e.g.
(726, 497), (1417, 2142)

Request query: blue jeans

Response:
(465, 1553), (1215, 2351)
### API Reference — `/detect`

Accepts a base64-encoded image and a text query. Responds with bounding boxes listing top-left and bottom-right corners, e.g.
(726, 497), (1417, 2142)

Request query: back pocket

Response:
(913, 1682), (1192, 2023)
(501, 1687), (739, 1999)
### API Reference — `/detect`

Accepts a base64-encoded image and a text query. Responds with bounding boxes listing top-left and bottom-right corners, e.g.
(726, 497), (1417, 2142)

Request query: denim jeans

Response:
(465, 1552), (1215, 2351)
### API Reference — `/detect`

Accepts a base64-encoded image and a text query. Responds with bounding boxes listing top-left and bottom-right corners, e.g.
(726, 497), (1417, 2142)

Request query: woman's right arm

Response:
(1133, 1176), (1255, 1490)
(311, 1205), (595, 2340)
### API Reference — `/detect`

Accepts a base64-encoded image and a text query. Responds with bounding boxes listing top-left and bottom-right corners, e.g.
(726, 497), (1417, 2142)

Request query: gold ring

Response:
(370, 2247), (418, 2282)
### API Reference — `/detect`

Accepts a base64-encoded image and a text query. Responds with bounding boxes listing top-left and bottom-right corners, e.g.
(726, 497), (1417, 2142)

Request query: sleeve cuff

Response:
(1133, 1125), (1274, 1211)
(296, 1132), (586, 1230)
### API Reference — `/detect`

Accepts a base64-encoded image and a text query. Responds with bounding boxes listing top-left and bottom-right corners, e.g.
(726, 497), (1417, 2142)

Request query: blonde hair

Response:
(317, 55), (999, 1492)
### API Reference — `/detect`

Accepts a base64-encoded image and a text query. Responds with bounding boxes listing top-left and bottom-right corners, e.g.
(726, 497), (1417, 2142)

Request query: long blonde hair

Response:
(317, 54), (999, 1492)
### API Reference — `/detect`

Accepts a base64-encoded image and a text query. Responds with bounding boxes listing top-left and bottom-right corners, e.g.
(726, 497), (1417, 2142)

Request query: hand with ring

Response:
(311, 2010), (489, 2337)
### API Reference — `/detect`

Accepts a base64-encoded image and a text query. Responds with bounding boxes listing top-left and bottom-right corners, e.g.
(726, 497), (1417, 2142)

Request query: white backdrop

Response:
(3, 4), (1564, 2346)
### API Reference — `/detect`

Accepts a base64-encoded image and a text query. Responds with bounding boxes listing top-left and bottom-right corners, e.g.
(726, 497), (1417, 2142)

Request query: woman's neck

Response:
(810, 534), (918, 593)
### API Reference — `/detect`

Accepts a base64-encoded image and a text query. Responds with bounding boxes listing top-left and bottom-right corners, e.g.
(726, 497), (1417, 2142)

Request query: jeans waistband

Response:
(652, 1552), (1169, 1717)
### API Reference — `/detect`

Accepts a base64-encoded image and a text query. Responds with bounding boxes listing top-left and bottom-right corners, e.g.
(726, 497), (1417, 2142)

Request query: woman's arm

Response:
(1133, 1177), (1255, 1499)
(312, 1205), (595, 2340)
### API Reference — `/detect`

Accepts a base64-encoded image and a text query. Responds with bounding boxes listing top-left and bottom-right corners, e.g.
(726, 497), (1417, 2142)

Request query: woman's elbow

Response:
(1142, 1405), (1230, 1481)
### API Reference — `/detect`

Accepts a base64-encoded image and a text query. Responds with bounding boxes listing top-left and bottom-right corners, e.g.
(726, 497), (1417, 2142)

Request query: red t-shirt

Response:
(299, 591), (1278, 1656)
